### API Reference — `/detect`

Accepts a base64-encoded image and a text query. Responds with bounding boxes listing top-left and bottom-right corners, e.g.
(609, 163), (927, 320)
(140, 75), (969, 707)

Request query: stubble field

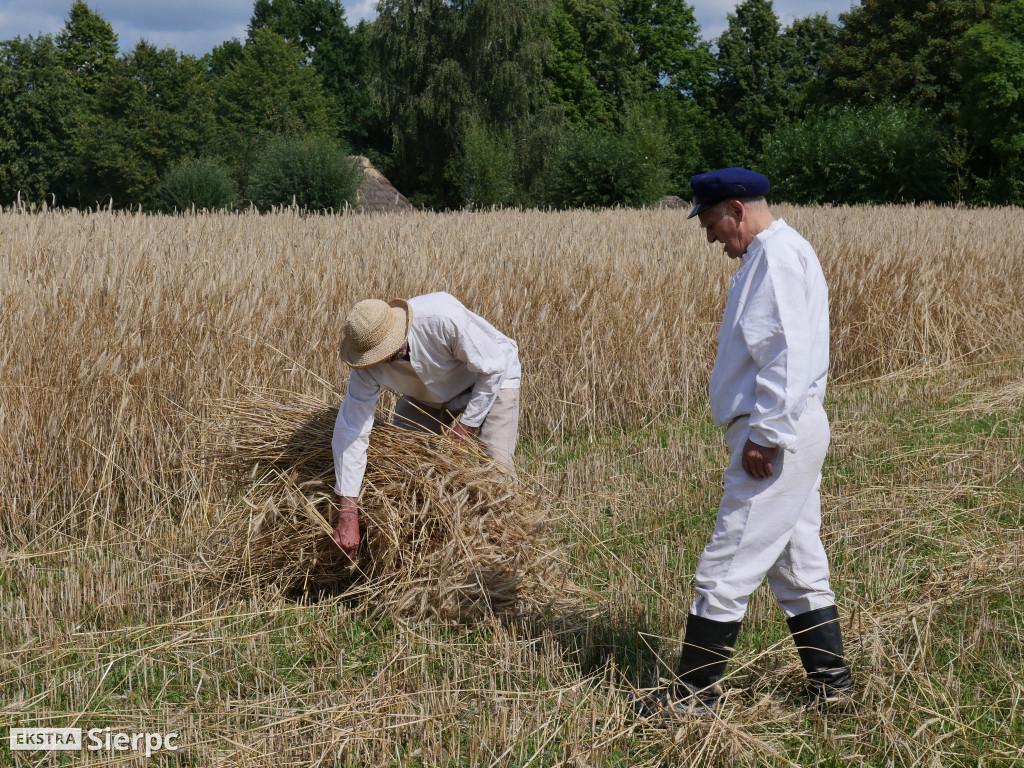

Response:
(1, 204), (1022, 766)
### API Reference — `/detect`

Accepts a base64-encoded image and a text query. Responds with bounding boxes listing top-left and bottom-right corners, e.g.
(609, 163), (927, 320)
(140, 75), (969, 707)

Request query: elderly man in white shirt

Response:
(633, 168), (853, 719)
(331, 292), (521, 559)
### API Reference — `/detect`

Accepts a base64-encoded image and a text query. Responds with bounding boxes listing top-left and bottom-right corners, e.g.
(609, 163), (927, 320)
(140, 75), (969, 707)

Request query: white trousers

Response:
(691, 400), (836, 623)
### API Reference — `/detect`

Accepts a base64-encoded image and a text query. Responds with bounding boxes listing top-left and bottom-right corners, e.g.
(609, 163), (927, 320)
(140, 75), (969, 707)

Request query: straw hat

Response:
(339, 298), (412, 368)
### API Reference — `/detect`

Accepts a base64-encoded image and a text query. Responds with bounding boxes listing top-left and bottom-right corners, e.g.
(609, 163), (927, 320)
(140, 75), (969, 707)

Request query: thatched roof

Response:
(354, 156), (415, 213)
(658, 195), (687, 209)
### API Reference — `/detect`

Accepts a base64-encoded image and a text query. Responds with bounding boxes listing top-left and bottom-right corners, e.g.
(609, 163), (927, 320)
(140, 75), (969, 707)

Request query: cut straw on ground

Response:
(194, 390), (589, 622)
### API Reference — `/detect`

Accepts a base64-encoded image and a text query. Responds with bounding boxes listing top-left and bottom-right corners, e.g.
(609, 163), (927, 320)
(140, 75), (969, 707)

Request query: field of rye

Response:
(0, 204), (1022, 767)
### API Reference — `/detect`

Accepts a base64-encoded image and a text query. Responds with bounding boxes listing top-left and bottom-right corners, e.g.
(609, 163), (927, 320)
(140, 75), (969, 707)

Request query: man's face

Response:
(386, 340), (409, 364)
(697, 204), (745, 260)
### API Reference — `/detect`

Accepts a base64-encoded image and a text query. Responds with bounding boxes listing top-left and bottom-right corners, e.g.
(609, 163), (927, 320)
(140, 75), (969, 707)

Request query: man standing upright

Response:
(634, 168), (853, 718)
(331, 292), (521, 559)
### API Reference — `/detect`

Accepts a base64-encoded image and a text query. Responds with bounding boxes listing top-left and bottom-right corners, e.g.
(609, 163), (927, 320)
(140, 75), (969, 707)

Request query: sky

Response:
(0, 0), (858, 58)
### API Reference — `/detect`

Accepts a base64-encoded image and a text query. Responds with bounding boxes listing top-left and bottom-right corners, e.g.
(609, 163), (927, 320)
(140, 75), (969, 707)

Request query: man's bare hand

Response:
(741, 439), (776, 480)
(450, 421), (479, 448)
(333, 496), (360, 559)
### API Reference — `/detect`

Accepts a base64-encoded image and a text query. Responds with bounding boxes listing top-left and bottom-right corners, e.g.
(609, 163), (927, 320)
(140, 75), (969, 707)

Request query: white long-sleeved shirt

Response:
(709, 219), (829, 452)
(332, 292), (520, 496)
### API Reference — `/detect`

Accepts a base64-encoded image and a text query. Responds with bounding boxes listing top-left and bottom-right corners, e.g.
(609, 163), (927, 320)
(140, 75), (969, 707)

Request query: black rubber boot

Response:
(674, 613), (743, 710)
(630, 614), (741, 719)
(787, 605), (854, 709)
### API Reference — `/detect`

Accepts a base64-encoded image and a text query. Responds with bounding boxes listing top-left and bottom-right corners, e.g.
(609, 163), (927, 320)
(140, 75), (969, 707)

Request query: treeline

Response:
(1, 0), (1021, 211)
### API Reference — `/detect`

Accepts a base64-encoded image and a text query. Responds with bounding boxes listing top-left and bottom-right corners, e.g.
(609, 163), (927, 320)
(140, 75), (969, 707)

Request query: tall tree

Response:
(250, 0), (348, 56)
(212, 27), (332, 184)
(623, 0), (713, 186)
(545, 0), (709, 188)
(545, 2), (614, 125)
(50, 0), (119, 204)
(827, 0), (995, 120)
(248, 0), (378, 152)
(0, 35), (84, 205)
(547, 0), (641, 126)
(958, 0), (1024, 202)
(622, 0), (711, 96)
(779, 13), (839, 115)
(72, 42), (215, 208)
(546, 0), (711, 126)
(55, 1), (117, 96)
(714, 0), (785, 156)
(371, 0), (553, 207)
(206, 39), (245, 78)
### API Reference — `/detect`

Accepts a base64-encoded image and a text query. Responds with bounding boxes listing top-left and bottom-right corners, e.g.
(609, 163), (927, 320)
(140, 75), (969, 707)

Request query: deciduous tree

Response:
(248, 0), (379, 152)
(714, 0), (785, 155)
(72, 42), (215, 208)
(0, 35), (83, 205)
(547, 0), (711, 125)
(371, 0), (553, 207)
(212, 27), (331, 187)
(958, 0), (1024, 202)
(827, 0), (995, 120)
(779, 13), (838, 115)
(55, 0), (117, 96)
(545, 0), (709, 190)
(622, 0), (710, 96)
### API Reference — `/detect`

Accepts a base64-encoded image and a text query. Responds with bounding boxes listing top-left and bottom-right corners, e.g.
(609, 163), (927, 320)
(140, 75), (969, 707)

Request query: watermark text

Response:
(10, 727), (179, 757)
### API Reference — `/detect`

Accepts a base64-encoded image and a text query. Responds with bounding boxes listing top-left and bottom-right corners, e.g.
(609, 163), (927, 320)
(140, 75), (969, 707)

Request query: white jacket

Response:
(709, 219), (829, 452)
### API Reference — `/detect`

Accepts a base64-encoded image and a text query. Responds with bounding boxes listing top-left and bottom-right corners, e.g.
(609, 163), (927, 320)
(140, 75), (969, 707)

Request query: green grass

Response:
(2, 361), (1022, 766)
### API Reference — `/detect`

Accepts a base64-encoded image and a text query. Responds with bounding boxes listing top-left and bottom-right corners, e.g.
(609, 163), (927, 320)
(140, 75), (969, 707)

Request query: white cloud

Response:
(343, 0), (377, 24)
(0, 0), (251, 55)
(693, 0), (857, 42)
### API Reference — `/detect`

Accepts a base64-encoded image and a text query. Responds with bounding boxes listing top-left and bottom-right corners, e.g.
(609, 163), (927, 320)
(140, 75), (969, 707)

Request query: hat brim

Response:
(686, 200), (721, 219)
(339, 299), (413, 369)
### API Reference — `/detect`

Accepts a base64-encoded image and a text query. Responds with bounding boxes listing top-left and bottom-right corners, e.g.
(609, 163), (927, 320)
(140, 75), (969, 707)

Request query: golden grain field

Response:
(1, 205), (1022, 766)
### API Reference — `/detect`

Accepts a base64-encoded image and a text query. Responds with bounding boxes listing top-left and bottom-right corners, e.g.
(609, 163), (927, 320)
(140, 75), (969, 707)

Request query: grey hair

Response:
(708, 196), (767, 216)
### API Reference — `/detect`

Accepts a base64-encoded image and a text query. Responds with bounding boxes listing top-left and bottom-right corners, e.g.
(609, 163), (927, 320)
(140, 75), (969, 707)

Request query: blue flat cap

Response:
(687, 167), (770, 218)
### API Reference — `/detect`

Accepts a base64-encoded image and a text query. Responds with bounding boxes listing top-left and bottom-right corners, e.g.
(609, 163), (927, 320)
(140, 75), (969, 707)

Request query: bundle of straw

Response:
(196, 390), (578, 622)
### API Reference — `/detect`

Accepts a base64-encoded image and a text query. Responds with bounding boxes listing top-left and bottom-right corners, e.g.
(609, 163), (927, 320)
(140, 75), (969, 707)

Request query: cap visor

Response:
(687, 201), (717, 219)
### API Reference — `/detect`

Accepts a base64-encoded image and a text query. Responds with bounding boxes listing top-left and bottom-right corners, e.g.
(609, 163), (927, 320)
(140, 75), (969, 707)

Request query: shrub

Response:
(458, 116), (517, 209)
(758, 103), (950, 204)
(542, 119), (673, 210)
(158, 158), (238, 212)
(248, 133), (361, 212)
